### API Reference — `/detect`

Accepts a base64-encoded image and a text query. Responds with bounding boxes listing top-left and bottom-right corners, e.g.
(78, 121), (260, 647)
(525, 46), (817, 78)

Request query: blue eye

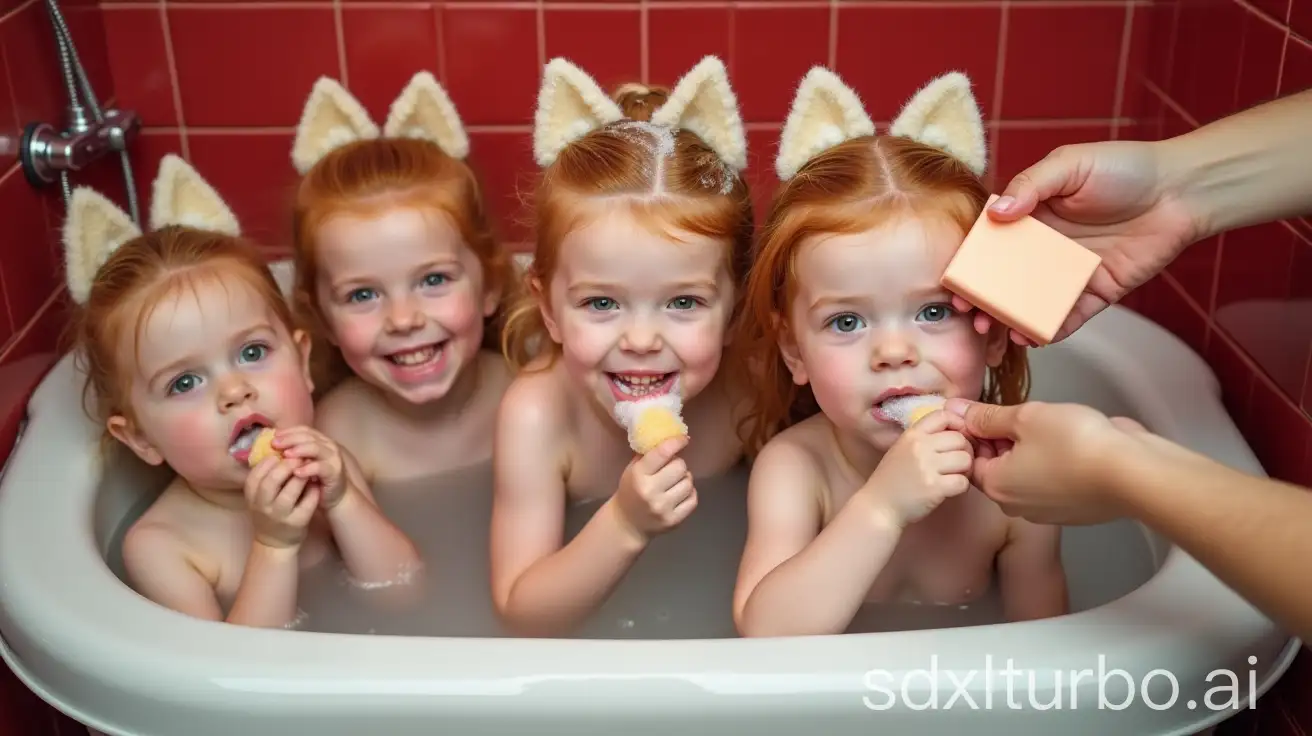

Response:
(347, 288), (376, 304)
(669, 296), (699, 310)
(169, 373), (201, 395)
(918, 304), (954, 322)
(422, 273), (448, 287)
(826, 313), (865, 333)
(239, 342), (269, 363)
(583, 297), (618, 311)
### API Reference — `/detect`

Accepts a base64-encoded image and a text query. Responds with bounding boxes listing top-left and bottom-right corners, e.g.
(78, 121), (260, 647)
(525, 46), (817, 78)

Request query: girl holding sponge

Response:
(730, 69), (1069, 637)
(66, 156), (421, 629)
(489, 57), (756, 637)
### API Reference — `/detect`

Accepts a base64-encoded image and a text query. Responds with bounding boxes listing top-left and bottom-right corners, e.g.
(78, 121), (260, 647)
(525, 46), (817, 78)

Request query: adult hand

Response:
(943, 397), (1149, 525)
(953, 140), (1203, 345)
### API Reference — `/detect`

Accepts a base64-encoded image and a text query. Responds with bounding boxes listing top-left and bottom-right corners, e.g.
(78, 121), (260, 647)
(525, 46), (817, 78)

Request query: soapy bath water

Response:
(105, 461), (1160, 638)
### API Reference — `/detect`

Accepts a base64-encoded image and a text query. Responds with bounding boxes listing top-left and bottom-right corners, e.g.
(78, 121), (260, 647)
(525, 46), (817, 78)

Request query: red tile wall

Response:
(1, 0), (1308, 733)
(1137, 0), (1312, 732)
(0, 0), (123, 730)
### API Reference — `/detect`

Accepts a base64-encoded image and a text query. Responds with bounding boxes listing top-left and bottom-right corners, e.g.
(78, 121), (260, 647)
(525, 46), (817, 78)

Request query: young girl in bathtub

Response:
(288, 71), (516, 482)
(65, 155), (422, 628)
(731, 69), (1069, 637)
(489, 56), (756, 636)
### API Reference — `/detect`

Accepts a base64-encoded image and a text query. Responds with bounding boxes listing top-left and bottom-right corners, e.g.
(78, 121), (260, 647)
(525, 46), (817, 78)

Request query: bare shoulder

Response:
(121, 483), (206, 580)
(750, 417), (829, 496)
(495, 362), (571, 471)
(314, 377), (377, 453)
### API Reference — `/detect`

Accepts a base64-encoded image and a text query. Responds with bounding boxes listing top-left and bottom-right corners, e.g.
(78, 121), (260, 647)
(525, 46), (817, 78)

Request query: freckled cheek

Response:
(328, 311), (384, 360)
(261, 367), (315, 426)
(921, 331), (989, 394)
(151, 404), (228, 473)
(804, 342), (869, 405)
(429, 291), (482, 346)
(668, 321), (724, 374)
(559, 315), (617, 369)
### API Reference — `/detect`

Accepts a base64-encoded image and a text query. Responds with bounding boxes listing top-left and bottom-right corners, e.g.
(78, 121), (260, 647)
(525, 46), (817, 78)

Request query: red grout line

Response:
(1142, 79), (1200, 127)
(1110, 0), (1134, 138)
(639, 0), (649, 81)
(0, 0), (38, 26)
(988, 0), (1009, 179)
(435, 3), (447, 83)
(0, 289), (63, 365)
(159, 0), (192, 160)
(333, 0), (349, 85)
(1206, 289), (1311, 420)
(1234, 0), (1292, 30)
(1276, 26), (1293, 95)
(535, 0), (546, 68)
(827, 0), (838, 70)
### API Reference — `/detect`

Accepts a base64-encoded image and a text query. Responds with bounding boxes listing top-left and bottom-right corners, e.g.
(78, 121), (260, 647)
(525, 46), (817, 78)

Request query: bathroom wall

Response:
(0, 0), (1309, 734)
(1137, 0), (1312, 733)
(0, 0), (117, 731)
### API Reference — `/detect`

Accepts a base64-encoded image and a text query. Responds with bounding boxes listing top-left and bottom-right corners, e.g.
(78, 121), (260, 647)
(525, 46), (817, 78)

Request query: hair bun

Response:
(613, 83), (670, 122)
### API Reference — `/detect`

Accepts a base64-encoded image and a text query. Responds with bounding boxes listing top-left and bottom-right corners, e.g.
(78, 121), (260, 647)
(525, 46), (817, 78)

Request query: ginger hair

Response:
(500, 83), (755, 370)
(734, 135), (1030, 455)
(69, 226), (296, 445)
(291, 137), (514, 394)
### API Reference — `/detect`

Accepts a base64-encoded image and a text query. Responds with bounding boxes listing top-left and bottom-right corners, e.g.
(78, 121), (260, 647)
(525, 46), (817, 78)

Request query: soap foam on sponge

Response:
(880, 394), (946, 429)
(613, 393), (689, 454)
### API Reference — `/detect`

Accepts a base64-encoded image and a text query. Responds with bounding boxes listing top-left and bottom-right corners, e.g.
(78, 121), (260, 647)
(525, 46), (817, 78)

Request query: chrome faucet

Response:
(19, 0), (141, 226)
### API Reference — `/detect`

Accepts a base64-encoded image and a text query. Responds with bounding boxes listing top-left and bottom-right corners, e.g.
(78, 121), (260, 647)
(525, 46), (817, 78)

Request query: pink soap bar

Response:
(941, 194), (1102, 345)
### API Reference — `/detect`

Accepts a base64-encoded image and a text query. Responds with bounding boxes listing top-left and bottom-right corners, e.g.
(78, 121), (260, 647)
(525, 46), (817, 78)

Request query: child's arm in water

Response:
(735, 413), (974, 637)
(996, 517), (1069, 621)
(276, 427), (423, 592)
(122, 460), (318, 628)
(489, 380), (694, 636)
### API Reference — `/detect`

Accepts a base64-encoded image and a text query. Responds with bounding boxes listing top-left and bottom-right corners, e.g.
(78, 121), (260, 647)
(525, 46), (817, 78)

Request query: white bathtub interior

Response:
(0, 262), (1300, 736)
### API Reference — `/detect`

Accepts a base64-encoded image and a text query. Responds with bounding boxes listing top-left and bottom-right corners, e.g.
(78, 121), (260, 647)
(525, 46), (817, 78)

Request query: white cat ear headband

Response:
(532, 55), (748, 173)
(775, 68), (987, 180)
(291, 70), (470, 175)
(63, 153), (241, 305)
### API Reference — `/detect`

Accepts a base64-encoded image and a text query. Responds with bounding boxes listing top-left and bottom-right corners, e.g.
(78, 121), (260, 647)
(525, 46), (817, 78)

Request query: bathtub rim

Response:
(0, 303), (1299, 735)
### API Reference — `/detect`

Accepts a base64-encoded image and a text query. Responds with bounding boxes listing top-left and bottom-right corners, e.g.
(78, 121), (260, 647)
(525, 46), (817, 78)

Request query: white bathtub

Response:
(0, 261), (1299, 736)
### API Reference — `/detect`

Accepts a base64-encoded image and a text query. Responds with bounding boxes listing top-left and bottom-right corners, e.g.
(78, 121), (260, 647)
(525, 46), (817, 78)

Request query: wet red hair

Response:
(291, 137), (514, 394)
(500, 84), (755, 370)
(734, 135), (1030, 455)
(69, 225), (296, 444)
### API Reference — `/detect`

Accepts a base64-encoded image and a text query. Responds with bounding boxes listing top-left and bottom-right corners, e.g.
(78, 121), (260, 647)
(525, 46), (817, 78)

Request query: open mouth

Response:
(385, 341), (447, 368)
(607, 371), (677, 400)
(229, 414), (272, 460)
(872, 387), (928, 421)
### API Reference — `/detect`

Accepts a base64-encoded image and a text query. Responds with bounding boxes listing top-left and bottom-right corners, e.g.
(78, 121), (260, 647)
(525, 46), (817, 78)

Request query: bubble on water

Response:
(655, 609), (670, 623)
(618, 618), (636, 630)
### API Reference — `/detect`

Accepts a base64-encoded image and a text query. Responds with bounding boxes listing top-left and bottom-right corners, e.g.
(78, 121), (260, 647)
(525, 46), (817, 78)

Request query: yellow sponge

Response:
(247, 428), (280, 468)
(614, 393), (688, 454)
(630, 404), (689, 455)
(907, 404), (939, 426)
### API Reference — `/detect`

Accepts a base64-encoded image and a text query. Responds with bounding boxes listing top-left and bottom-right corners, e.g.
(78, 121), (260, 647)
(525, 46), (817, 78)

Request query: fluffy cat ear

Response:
(889, 71), (987, 175)
(775, 66), (875, 181)
(291, 77), (380, 174)
(148, 154), (241, 235)
(649, 56), (747, 172)
(382, 70), (470, 160)
(533, 57), (625, 167)
(63, 187), (142, 305)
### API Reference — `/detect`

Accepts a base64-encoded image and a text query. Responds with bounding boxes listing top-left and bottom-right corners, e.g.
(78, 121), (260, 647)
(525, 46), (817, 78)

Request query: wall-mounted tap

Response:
(20, 109), (140, 186)
(20, 0), (141, 226)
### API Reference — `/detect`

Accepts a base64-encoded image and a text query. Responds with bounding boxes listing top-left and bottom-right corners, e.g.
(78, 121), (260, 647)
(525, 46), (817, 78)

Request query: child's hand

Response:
(861, 410), (973, 527)
(245, 456), (320, 549)
(275, 427), (348, 509)
(613, 435), (696, 542)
